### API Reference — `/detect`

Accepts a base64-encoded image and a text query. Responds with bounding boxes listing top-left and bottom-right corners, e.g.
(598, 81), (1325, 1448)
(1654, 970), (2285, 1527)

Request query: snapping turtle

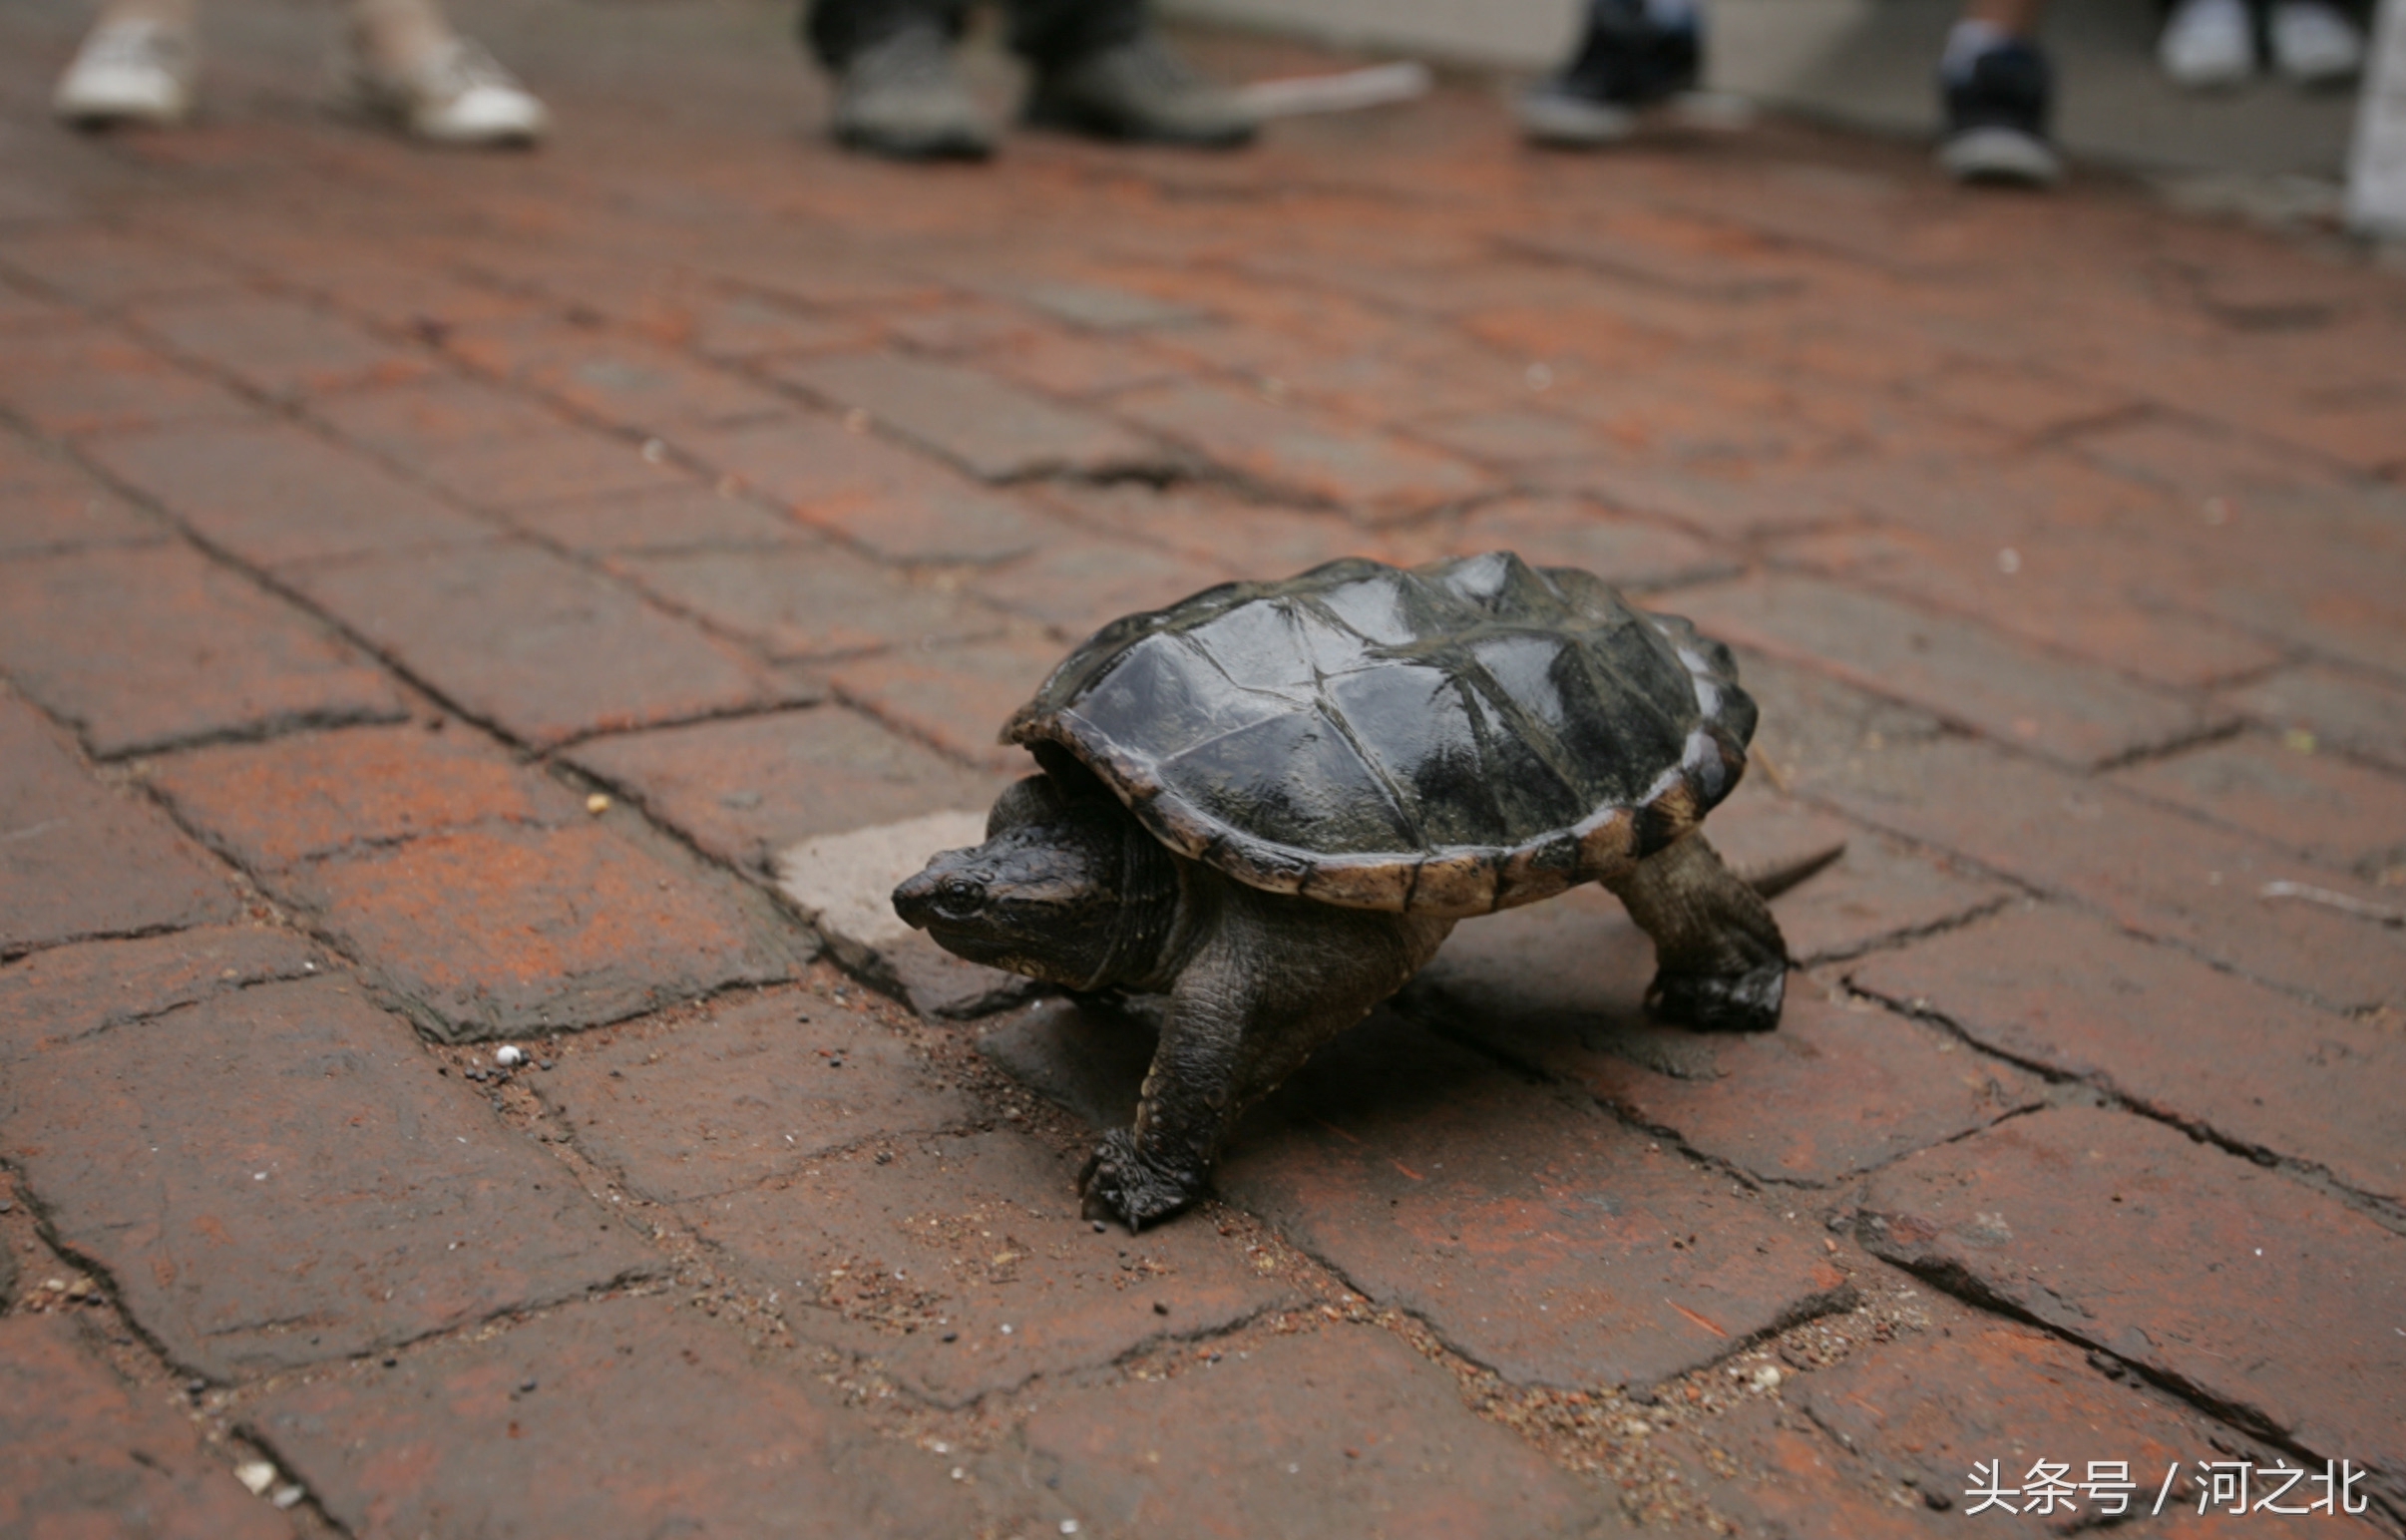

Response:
(894, 552), (1794, 1229)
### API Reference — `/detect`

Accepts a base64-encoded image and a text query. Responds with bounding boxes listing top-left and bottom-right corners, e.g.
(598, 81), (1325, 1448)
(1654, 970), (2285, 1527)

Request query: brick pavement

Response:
(1, 0), (2402, 1534)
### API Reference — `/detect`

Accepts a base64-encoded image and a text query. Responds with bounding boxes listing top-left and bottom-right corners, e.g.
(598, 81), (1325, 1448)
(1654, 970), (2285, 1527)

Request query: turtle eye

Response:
(934, 876), (985, 919)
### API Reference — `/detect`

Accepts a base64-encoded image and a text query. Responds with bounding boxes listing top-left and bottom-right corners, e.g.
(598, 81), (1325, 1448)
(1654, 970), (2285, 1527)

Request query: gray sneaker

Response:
(1026, 32), (1256, 148)
(831, 23), (995, 160)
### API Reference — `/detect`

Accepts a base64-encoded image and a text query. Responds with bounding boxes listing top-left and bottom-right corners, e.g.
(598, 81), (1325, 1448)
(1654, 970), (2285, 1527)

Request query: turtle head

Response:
(893, 772), (1174, 990)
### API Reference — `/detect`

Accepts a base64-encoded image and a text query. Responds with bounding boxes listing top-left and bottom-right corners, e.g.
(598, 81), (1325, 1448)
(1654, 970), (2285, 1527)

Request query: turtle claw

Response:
(1647, 962), (1786, 1033)
(1078, 1129), (1202, 1232)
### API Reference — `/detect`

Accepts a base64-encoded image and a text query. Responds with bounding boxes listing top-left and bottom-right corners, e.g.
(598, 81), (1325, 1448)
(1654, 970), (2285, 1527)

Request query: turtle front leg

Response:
(1080, 880), (1452, 1230)
(1605, 831), (1790, 1032)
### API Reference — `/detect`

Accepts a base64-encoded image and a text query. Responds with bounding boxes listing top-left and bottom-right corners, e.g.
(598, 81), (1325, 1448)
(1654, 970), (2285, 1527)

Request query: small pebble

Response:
(495, 1046), (527, 1069)
(941, 1332), (959, 1343)
(585, 793), (611, 816)
(519, 1377), (538, 1393)
(233, 1461), (276, 1496)
(270, 1485), (305, 1510)
(382, 1356), (398, 1368)
(1152, 1301), (1168, 1316)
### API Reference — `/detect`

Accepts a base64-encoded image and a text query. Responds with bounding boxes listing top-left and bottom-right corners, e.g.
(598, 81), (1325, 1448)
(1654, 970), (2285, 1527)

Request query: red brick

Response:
(0, 227), (242, 307)
(677, 415), (1059, 565)
(0, 974), (656, 1375)
(825, 632), (1064, 772)
(79, 419), (495, 568)
(0, 924), (320, 1064)
(1449, 495), (1735, 591)
(129, 291), (432, 399)
(613, 541), (1003, 660)
(284, 823), (803, 1040)
(2108, 734), (2406, 878)
(539, 989), (974, 1202)
(0, 545), (406, 758)
(1849, 907), (2406, 1205)
(0, 1315), (289, 1540)
(1502, 212), (1811, 300)
(285, 542), (788, 749)
(1110, 380), (1498, 523)
(2069, 414), (2346, 501)
(628, 289), (883, 362)
(565, 708), (1006, 875)
(1038, 483), (1403, 574)
(1661, 574), (2216, 769)
(688, 1128), (1293, 1406)
(0, 446), (162, 558)
(1221, 1012), (1852, 1389)
(1711, 790), (2009, 962)
(877, 296), (1047, 354)
(447, 318), (788, 431)
(1023, 1324), (1597, 1540)
(1666, 1396), (1941, 1540)
(975, 328), (1187, 399)
(770, 352), (1174, 483)
(1408, 408), (1609, 467)
(971, 536), (1232, 638)
(306, 375), (692, 509)
(2224, 665), (2406, 775)
(998, 276), (1210, 332)
(0, 327), (252, 435)
(1860, 1106), (2406, 1513)
(498, 481), (802, 554)
(146, 723), (581, 873)
(1806, 737), (2406, 1012)
(251, 1296), (980, 1539)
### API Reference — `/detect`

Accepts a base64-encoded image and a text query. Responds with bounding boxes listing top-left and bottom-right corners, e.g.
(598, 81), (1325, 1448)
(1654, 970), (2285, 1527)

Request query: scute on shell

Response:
(1003, 552), (1756, 919)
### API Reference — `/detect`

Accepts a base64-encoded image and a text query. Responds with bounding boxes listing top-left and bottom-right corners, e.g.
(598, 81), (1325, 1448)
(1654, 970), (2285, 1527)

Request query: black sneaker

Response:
(1937, 37), (2063, 186)
(829, 22), (996, 161)
(1517, 0), (1701, 147)
(1025, 31), (1256, 149)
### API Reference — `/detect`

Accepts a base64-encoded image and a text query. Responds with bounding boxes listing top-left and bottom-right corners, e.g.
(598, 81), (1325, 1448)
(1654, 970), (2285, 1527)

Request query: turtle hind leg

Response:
(1605, 831), (1790, 1032)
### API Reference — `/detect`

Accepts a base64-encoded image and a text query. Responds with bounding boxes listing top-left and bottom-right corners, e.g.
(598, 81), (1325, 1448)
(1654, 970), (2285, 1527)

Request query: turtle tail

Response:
(1738, 841), (1845, 901)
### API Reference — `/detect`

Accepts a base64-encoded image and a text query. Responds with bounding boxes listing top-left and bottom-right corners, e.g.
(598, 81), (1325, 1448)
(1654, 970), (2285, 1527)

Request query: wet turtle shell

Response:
(1002, 551), (1757, 920)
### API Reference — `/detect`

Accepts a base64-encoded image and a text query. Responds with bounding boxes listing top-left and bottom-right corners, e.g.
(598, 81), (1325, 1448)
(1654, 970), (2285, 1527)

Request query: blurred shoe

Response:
(831, 22), (995, 159)
(1026, 31), (1256, 147)
(1937, 36), (2062, 187)
(351, 36), (547, 146)
(1517, 0), (1700, 147)
(2268, 0), (2363, 83)
(2160, 0), (2255, 87)
(53, 15), (198, 129)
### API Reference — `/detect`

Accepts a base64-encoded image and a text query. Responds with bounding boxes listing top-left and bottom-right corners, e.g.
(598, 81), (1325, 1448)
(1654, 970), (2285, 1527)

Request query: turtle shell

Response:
(1002, 551), (1756, 920)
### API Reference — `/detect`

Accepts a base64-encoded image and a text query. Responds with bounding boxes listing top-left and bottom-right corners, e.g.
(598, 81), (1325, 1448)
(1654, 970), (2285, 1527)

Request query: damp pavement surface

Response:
(1, 0), (2403, 1534)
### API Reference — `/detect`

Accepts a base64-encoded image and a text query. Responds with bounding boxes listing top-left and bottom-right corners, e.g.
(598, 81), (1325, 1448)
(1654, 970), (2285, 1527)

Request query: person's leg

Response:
(804, 0), (995, 159)
(2159, 0), (2255, 88)
(1935, 0), (2062, 186)
(345, 0), (548, 146)
(54, 0), (200, 128)
(1518, 0), (1705, 148)
(2267, 0), (2365, 83)
(1014, 0), (1255, 147)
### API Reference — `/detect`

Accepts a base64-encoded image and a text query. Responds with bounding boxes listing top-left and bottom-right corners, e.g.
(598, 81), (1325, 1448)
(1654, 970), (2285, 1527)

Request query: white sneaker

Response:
(350, 36), (548, 146)
(53, 15), (199, 128)
(2267, 0), (2364, 83)
(2159, 0), (2255, 88)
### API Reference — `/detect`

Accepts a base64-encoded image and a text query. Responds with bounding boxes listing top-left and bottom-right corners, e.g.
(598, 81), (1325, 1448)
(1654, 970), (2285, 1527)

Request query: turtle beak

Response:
(891, 865), (941, 931)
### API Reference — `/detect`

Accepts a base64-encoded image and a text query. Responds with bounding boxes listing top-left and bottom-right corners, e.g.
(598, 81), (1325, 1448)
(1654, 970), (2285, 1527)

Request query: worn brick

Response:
(2108, 734), (2406, 878)
(286, 541), (786, 749)
(0, 975), (655, 1376)
(770, 353), (1174, 483)
(978, 995), (1159, 1132)
(0, 1315), (290, 1539)
(1706, 791), (2009, 962)
(0, 453), (161, 558)
(1736, 648), (1948, 794)
(975, 328), (1186, 399)
(678, 415), (1058, 565)
(448, 318), (788, 432)
(1038, 483), (1400, 574)
(1913, 359), (2141, 439)
(1110, 380), (1497, 522)
(971, 536), (1231, 637)
(614, 540), (1003, 660)
(0, 545), (408, 757)
(629, 290), (883, 361)
(2224, 665), (2406, 775)
(565, 707), (1007, 876)
(1220, 1012), (1851, 1389)
(0, 327), (253, 435)
(499, 481), (802, 554)
(997, 277), (1209, 332)
(307, 375), (692, 509)
(0, 696), (237, 956)
(147, 723), (580, 873)
(1023, 1324), (1598, 1540)
(1860, 1106), (2406, 1513)
(0, 925), (320, 1064)
(130, 291), (431, 399)
(1805, 736), (2406, 1012)
(1665, 1396), (1939, 1540)
(825, 632), (1064, 772)
(284, 822), (804, 1040)
(79, 419), (495, 568)
(1408, 408), (1610, 467)
(0, 227), (241, 307)
(1448, 496), (1736, 591)
(1661, 574), (2214, 768)
(688, 1128), (1293, 1405)
(252, 1296), (978, 1539)
(540, 990), (973, 1202)
(1849, 907), (2406, 1204)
